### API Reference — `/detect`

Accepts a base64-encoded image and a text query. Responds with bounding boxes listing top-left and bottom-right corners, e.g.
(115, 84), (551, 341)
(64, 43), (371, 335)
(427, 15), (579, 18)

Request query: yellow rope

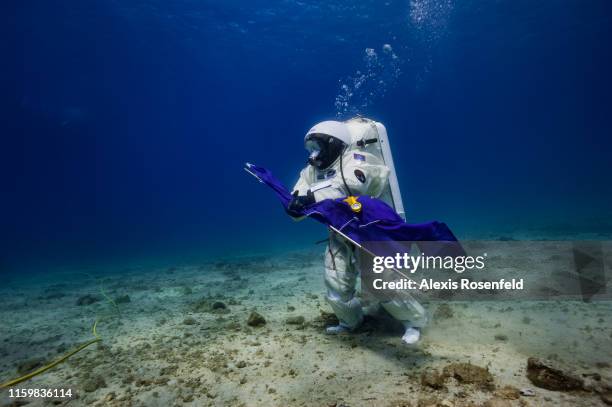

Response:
(0, 272), (122, 389)
(99, 285), (120, 315)
(81, 272), (121, 316)
(0, 320), (102, 389)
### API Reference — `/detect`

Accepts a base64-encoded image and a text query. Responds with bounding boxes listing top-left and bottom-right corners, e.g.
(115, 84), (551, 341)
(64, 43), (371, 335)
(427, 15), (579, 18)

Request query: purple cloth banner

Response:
(245, 163), (464, 256)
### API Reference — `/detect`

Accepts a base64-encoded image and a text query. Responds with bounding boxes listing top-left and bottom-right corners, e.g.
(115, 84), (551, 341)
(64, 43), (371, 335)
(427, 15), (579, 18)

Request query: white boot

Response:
(325, 323), (353, 335)
(401, 326), (421, 344)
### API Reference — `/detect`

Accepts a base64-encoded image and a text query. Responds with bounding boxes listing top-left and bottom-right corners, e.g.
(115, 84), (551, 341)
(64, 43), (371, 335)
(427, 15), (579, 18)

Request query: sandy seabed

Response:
(0, 246), (611, 407)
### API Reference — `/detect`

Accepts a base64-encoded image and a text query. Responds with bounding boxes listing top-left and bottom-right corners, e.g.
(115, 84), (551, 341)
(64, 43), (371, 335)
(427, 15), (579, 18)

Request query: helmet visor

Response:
(305, 134), (345, 169)
(305, 138), (323, 154)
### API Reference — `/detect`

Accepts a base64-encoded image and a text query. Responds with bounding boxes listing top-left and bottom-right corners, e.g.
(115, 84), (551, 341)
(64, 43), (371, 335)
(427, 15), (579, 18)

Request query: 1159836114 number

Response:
(8, 388), (73, 398)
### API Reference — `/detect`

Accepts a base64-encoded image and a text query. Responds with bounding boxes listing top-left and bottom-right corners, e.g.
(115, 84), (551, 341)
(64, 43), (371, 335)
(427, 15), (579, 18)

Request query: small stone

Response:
(236, 361), (247, 368)
(526, 357), (583, 391)
(442, 362), (495, 391)
(421, 369), (445, 389)
(192, 297), (229, 314)
(76, 294), (100, 306)
(285, 316), (305, 325)
(494, 334), (508, 341)
(114, 294), (131, 304)
(247, 311), (266, 327)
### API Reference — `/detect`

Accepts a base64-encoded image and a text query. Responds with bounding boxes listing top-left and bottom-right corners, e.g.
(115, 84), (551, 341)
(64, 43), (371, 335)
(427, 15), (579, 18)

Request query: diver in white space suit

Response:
(287, 118), (427, 344)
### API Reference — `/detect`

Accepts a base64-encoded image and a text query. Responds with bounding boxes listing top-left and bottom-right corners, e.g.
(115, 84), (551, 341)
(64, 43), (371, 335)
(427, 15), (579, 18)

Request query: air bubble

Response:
(334, 44), (402, 118)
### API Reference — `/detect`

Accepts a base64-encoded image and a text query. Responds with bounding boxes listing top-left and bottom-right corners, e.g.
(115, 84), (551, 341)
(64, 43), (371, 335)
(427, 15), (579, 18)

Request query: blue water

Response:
(2, 0), (611, 272)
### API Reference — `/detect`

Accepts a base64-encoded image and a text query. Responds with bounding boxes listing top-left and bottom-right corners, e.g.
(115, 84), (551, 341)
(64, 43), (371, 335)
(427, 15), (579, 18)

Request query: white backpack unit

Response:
(344, 117), (406, 220)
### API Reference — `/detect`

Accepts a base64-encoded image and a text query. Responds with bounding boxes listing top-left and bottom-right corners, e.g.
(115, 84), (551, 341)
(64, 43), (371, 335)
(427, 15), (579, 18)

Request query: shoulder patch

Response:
(316, 169), (336, 180)
(354, 169), (366, 183)
(353, 153), (366, 162)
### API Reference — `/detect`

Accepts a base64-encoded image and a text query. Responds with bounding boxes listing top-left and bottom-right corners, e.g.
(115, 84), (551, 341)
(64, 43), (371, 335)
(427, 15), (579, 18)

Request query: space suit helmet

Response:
(304, 121), (352, 169)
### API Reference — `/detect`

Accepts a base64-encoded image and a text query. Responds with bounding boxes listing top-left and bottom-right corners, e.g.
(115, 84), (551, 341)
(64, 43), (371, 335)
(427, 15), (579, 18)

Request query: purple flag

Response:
(245, 163), (464, 257)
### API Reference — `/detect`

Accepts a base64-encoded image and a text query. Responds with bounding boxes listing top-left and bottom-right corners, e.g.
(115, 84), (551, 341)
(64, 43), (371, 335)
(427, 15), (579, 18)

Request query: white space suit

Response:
(290, 119), (428, 344)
